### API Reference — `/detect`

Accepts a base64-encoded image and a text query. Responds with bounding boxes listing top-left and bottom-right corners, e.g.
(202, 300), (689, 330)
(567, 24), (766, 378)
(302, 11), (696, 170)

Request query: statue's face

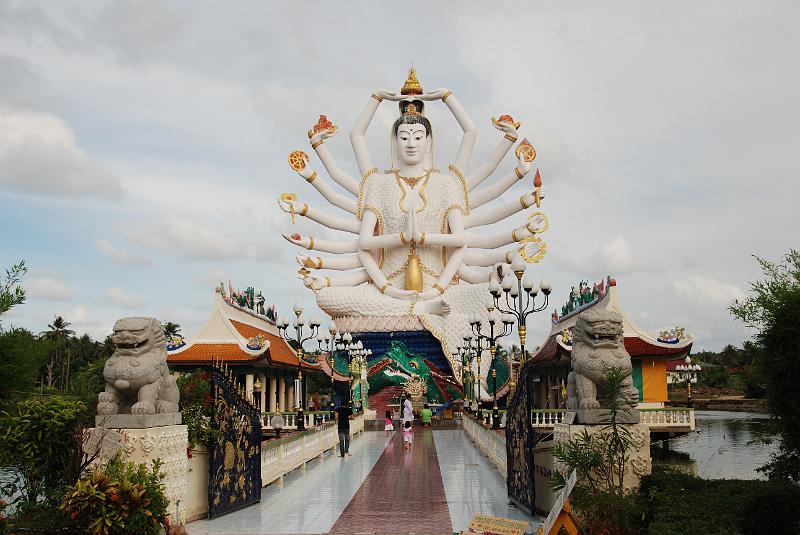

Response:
(396, 124), (429, 166)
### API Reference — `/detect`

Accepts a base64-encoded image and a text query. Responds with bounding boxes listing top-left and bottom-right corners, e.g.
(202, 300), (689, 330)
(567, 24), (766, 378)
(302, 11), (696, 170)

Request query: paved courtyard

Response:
(190, 429), (537, 534)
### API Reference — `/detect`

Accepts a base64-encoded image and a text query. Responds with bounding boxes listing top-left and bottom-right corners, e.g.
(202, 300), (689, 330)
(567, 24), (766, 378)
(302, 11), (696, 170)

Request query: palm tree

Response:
(161, 322), (182, 337)
(43, 316), (75, 391)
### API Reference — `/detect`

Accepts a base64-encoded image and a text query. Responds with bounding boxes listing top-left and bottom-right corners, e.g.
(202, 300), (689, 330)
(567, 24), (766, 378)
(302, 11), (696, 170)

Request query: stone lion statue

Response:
(97, 317), (180, 416)
(566, 310), (639, 411)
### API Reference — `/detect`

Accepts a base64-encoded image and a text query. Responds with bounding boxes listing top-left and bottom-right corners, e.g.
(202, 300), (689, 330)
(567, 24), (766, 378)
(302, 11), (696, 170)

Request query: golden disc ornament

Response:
(288, 150), (308, 172)
(526, 211), (549, 234)
(515, 139), (537, 163)
(518, 236), (547, 264)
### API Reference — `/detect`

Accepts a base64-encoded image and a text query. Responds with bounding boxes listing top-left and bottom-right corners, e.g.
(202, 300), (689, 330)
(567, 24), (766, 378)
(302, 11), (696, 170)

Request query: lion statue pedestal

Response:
(555, 310), (651, 491)
(85, 317), (188, 525)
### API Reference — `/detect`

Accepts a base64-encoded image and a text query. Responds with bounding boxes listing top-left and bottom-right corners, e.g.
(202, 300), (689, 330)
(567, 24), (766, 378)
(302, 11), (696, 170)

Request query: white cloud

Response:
(95, 239), (151, 266)
(0, 110), (124, 200)
(26, 276), (75, 300)
(105, 287), (146, 310)
(125, 214), (246, 261)
(673, 275), (746, 307)
(553, 237), (647, 276)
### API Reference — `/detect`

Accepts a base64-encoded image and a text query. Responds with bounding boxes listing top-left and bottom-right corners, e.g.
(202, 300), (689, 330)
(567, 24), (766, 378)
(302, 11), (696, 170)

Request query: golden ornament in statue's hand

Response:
(288, 150), (308, 172)
(492, 114), (521, 131)
(515, 138), (536, 163)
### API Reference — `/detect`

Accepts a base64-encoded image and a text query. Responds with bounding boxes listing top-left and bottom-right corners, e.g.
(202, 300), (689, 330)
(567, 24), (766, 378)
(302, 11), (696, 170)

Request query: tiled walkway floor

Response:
(189, 429), (537, 535)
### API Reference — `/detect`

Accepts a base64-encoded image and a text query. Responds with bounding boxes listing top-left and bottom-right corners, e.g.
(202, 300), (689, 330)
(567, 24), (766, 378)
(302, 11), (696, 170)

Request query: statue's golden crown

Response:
(401, 66), (423, 95)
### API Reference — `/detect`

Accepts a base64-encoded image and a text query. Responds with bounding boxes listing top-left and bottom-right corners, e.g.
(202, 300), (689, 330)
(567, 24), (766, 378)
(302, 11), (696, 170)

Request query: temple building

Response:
(166, 284), (323, 413)
(528, 276), (693, 409)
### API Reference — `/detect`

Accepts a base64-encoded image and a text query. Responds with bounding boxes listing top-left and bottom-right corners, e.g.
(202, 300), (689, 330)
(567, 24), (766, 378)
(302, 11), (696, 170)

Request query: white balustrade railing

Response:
(463, 415), (507, 477)
(639, 408), (696, 431)
(531, 409), (566, 427)
(262, 411), (336, 430)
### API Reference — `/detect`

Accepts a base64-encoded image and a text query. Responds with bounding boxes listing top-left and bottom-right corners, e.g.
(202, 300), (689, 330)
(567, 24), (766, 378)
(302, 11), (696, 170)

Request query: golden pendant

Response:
(404, 253), (424, 292)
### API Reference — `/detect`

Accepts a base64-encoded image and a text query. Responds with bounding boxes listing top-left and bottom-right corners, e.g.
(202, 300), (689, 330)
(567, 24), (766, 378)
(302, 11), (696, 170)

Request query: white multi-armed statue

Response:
(278, 68), (547, 399)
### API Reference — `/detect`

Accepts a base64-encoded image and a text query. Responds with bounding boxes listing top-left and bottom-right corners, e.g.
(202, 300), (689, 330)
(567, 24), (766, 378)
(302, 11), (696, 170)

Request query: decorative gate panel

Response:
(208, 364), (262, 518)
(505, 360), (535, 513)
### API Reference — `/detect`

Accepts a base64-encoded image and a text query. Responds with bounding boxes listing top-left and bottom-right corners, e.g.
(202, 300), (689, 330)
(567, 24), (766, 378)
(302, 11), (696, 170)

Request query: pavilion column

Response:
(245, 373), (254, 399)
(288, 382), (295, 410)
(258, 372), (266, 413)
(278, 377), (286, 412)
(269, 376), (277, 412)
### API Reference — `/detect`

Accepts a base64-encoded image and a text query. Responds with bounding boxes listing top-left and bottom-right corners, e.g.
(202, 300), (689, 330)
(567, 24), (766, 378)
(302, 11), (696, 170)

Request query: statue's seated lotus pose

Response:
(278, 68), (545, 393)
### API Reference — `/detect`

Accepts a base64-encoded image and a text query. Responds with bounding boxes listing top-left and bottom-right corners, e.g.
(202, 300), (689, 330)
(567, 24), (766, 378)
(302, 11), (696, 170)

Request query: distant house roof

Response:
(167, 288), (306, 369)
(530, 279), (693, 367)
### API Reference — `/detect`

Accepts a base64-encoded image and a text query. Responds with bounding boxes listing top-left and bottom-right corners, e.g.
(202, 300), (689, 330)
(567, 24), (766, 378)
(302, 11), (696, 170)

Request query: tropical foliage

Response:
(0, 261), (26, 319)
(730, 249), (800, 481)
(0, 397), (88, 514)
(61, 457), (169, 535)
(176, 370), (218, 447)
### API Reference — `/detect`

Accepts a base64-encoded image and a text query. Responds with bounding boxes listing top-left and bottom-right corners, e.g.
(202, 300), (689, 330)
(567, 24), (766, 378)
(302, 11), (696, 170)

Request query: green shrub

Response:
(0, 396), (87, 513)
(176, 370), (218, 448)
(61, 457), (169, 535)
(641, 468), (800, 534)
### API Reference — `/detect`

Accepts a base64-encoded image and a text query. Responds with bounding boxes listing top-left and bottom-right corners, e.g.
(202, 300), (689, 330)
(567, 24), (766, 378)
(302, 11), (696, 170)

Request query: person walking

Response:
(384, 410), (394, 436)
(402, 394), (414, 425)
(402, 420), (413, 449)
(335, 401), (353, 457)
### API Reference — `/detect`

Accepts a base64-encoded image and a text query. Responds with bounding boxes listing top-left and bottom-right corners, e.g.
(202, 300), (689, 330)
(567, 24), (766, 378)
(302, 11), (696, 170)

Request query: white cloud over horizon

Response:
(26, 276), (75, 301)
(0, 110), (125, 200)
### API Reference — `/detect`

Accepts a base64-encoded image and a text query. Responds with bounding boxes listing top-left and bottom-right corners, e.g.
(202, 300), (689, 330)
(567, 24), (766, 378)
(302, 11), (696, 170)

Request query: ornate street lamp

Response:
(470, 298), (514, 429)
(277, 302), (320, 431)
(674, 355), (702, 407)
(490, 254), (551, 398)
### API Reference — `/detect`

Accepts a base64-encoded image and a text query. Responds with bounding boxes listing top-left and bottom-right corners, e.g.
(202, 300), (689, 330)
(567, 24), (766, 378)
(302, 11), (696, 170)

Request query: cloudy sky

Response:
(1, 1), (797, 351)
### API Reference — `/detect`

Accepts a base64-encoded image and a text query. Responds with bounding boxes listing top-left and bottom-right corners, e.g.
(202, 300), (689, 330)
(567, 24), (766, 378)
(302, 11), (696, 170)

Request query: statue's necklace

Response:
(396, 170), (431, 189)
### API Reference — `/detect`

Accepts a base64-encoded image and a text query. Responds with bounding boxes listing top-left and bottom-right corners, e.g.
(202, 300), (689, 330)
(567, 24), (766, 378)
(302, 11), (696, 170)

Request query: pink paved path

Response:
(329, 429), (452, 534)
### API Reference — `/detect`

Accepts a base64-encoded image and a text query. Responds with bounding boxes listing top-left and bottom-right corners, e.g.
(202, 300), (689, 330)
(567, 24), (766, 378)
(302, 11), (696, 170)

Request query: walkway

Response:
(190, 429), (537, 535)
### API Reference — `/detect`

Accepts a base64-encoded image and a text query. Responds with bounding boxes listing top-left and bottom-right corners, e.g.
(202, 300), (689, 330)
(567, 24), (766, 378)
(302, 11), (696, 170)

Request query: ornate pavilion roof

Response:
(529, 277), (693, 366)
(167, 287), (309, 369)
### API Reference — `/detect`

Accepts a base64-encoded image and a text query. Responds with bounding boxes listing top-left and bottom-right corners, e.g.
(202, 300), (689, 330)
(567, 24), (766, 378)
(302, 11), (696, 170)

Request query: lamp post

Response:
(674, 355), (702, 407)
(277, 302), (320, 431)
(317, 323), (339, 420)
(490, 254), (552, 397)
(470, 299), (514, 429)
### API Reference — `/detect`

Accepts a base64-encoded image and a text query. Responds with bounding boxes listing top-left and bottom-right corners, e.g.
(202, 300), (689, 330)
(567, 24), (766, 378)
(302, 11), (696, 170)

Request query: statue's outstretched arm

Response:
(465, 190), (539, 229)
(302, 269), (370, 291)
(470, 153), (532, 210)
(357, 249), (416, 299)
(421, 89), (476, 172)
(358, 209), (406, 250)
(465, 248), (518, 267)
(296, 253), (361, 271)
(466, 120), (520, 190)
(282, 233), (358, 254)
(466, 223), (532, 249)
(294, 165), (356, 214)
(457, 264), (492, 284)
(309, 129), (358, 196)
(278, 200), (359, 234)
(350, 90), (399, 175)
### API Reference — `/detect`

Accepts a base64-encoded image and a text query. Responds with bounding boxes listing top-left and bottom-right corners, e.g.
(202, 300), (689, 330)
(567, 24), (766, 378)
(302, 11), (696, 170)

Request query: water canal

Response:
(652, 410), (779, 479)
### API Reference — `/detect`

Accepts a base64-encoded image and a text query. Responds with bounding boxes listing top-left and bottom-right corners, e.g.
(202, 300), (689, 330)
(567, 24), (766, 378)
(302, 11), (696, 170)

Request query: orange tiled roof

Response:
(229, 319), (299, 366)
(167, 343), (262, 363)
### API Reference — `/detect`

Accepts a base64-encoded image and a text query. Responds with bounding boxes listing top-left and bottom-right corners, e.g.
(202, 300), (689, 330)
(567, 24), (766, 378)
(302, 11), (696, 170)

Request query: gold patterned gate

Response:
(207, 363), (262, 518)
